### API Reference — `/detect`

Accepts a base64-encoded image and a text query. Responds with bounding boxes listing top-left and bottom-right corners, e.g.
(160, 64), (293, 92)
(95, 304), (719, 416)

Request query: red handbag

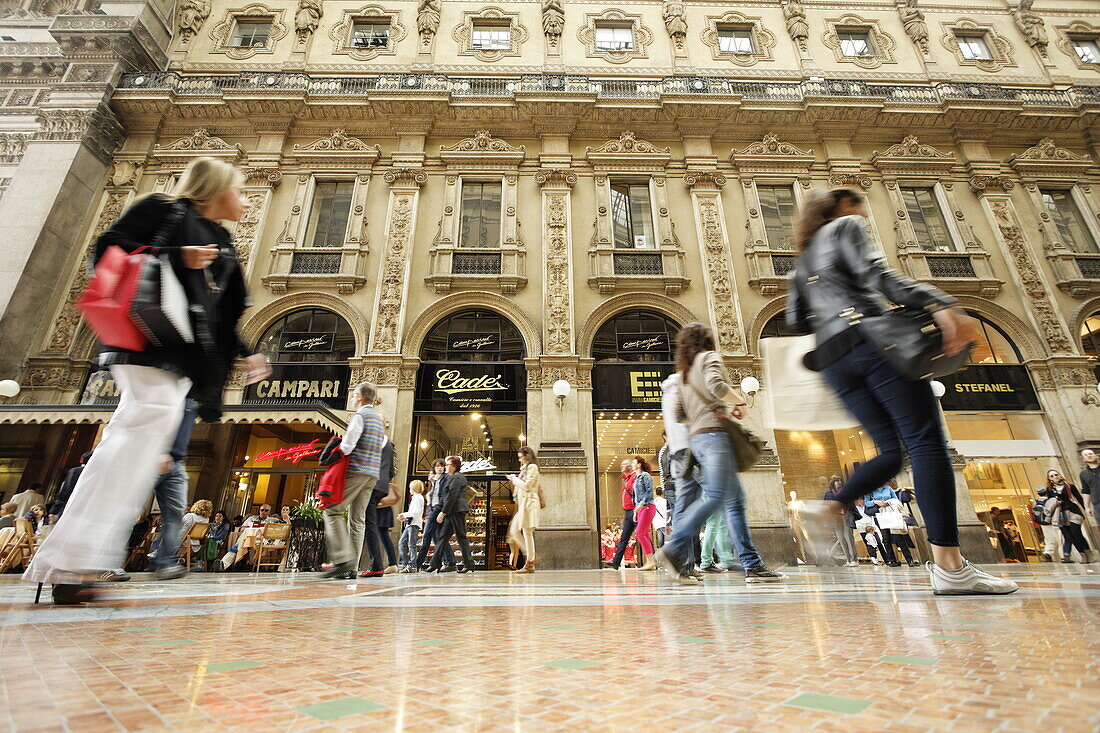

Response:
(317, 455), (349, 509)
(75, 245), (152, 351)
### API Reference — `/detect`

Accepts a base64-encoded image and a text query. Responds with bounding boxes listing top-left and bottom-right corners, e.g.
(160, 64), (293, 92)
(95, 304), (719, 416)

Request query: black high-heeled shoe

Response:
(51, 583), (99, 605)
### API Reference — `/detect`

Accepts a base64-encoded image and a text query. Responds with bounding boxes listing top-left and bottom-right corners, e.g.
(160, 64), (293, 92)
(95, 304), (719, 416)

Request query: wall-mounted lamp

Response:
(738, 376), (760, 408)
(0, 380), (20, 400)
(929, 380), (946, 399)
(552, 379), (571, 410)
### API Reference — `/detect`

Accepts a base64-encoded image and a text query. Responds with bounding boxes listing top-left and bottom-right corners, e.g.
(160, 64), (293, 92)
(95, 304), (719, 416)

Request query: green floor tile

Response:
(414, 639), (457, 647)
(543, 658), (601, 670)
(546, 625), (577, 630)
(927, 634), (971, 641)
(150, 640), (197, 647)
(295, 697), (385, 721)
(753, 623), (782, 628)
(676, 637), (713, 644)
(120, 627), (157, 632)
(333, 626), (367, 631)
(879, 655), (938, 666)
(784, 692), (873, 715)
(203, 660), (265, 672)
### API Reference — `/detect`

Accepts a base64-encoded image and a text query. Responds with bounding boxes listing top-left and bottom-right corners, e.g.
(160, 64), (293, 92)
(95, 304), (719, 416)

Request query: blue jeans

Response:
(701, 512), (738, 569)
(822, 341), (957, 547)
(669, 449), (703, 565)
(398, 523), (420, 566)
(415, 506), (455, 567)
(666, 432), (764, 572)
(149, 460), (188, 571)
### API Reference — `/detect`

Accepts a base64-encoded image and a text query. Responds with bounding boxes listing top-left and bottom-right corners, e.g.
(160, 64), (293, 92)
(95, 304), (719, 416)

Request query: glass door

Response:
(964, 460), (1047, 562)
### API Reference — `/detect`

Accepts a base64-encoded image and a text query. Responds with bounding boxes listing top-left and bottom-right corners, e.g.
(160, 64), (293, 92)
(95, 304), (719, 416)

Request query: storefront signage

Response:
(447, 333), (499, 352)
(245, 363), (351, 410)
(278, 332), (334, 353)
(80, 369), (119, 405)
(415, 363), (525, 412)
(939, 365), (1040, 412)
(459, 457), (497, 473)
(593, 364), (676, 410)
(616, 333), (671, 354)
(256, 439), (323, 464)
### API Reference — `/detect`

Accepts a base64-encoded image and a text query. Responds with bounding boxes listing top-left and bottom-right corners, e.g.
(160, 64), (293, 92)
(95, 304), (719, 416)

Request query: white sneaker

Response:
(844, 561), (859, 567)
(926, 561), (1019, 595)
(383, 565), (399, 575)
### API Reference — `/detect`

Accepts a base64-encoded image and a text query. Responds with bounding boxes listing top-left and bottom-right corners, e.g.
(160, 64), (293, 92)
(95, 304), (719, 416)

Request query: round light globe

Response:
(930, 380), (946, 399)
(740, 376), (760, 395)
(0, 380), (19, 398)
(551, 379), (571, 399)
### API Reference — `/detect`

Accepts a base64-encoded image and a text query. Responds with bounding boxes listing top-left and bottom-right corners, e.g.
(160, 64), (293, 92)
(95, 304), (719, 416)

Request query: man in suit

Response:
(413, 459), (456, 572)
(428, 456), (475, 574)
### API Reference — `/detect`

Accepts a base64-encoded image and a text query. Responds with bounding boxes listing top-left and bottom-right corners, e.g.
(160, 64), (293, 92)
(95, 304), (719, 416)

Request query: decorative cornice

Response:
(439, 130), (525, 168)
(587, 131), (670, 157)
(295, 129), (375, 152)
(828, 172), (873, 189)
(1008, 138), (1094, 178)
(871, 134), (955, 175)
(534, 168), (577, 188)
(151, 128), (244, 163)
(969, 174), (1016, 194)
(730, 133), (814, 173)
(243, 166), (283, 186)
(683, 171), (727, 190)
(383, 167), (427, 188)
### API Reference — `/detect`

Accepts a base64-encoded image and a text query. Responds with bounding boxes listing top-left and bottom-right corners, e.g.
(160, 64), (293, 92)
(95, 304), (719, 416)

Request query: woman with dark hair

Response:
(414, 458), (455, 571)
(507, 446), (545, 573)
(787, 187), (1016, 595)
(655, 322), (783, 584)
(204, 510), (230, 571)
(631, 457), (659, 570)
(823, 475), (858, 566)
(1047, 468), (1091, 563)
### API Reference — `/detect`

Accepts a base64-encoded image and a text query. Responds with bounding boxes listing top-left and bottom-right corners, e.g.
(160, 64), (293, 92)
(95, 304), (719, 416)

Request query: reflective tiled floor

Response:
(2, 564), (1098, 731)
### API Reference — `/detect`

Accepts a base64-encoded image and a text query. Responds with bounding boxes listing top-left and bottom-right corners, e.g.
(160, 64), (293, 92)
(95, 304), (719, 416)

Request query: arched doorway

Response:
(590, 309), (680, 566)
(409, 309), (528, 570)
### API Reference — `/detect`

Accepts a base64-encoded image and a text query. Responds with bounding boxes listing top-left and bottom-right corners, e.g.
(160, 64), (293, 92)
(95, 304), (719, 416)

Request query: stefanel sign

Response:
(616, 332), (671, 354)
(938, 365), (1040, 412)
(245, 363), (351, 409)
(593, 363), (676, 410)
(415, 362), (525, 412)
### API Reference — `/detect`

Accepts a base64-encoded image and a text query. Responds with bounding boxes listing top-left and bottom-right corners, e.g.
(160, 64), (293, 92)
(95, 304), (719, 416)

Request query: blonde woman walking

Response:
(507, 447), (545, 572)
(23, 157), (270, 604)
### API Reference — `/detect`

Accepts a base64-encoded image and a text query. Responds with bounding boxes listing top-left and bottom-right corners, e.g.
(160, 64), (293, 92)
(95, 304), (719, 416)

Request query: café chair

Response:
(0, 519), (37, 572)
(177, 522), (209, 571)
(252, 523), (291, 573)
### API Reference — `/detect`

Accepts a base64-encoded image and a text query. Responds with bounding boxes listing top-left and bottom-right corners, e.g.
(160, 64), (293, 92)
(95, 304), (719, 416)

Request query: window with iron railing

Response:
(459, 181), (503, 249)
(610, 182), (655, 249)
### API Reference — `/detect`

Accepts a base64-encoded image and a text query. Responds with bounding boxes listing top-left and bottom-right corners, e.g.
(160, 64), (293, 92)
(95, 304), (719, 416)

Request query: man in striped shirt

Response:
(322, 382), (387, 579)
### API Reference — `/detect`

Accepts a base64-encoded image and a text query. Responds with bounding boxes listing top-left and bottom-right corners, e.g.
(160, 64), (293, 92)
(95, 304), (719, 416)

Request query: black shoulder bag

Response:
(682, 372), (766, 472)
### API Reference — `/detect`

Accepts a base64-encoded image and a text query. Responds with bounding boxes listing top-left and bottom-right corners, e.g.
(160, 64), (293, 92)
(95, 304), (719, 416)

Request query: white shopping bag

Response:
(760, 334), (860, 431)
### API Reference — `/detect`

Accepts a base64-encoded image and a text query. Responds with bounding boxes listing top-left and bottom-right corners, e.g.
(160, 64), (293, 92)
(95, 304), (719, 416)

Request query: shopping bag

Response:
(130, 254), (195, 347)
(75, 245), (152, 351)
(760, 334), (860, 431)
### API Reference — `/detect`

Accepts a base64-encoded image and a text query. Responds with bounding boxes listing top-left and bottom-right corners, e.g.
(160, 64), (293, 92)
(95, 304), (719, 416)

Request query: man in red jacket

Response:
(604, 459), (638, 570)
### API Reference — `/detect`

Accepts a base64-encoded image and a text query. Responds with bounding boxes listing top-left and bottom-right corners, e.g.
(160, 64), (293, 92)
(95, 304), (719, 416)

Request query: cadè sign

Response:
(415, 362), (525, 412)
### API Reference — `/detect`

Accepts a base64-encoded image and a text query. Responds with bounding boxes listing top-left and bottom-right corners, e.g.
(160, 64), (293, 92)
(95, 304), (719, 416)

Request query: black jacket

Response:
(786, 216), (956, 346)
(441, 470), (470, 515)
(50, 465), (84, 518)
(93, 194), (253, 421)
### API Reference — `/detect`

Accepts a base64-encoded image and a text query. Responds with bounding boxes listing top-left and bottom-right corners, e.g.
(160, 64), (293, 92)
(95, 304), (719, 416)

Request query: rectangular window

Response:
(471, 21), (511, 50)
(838, 30), (874, 57)
(717, 26), (755, 54)
(610, 182), (655, 249)
(756, 185), (797, 251)
(459, 181), (503, 249)
(230, 19), (272, 48)
(956, 34), (993, 60)
(350, 20), (390, 48)
(900, 186), (956, 252)
(1073, 38), (1100, 64)
(1041, 189), (1099, 254)
(595, 24), (634, 52)
(305, 181), (354, 248)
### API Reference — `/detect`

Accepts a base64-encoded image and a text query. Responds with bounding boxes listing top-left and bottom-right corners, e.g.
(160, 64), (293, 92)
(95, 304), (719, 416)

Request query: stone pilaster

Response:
(368, 168), (426, 355)
(535, 168), (577, 355)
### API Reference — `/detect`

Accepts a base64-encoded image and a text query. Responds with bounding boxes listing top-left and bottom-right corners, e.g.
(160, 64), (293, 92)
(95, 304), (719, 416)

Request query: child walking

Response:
(398, 480), (426, 573)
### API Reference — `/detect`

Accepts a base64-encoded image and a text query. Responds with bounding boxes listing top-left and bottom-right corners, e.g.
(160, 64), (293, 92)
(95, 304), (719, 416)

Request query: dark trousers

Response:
(1061, 523), (1090, 557)
(415, 506), (455, 568)
(377, 527), (397, 567)
(431, 512), (473, 570)
(360, 488), (387, 571)
(880, 529), (913, 563)
(611, 509), (637, 568)
(823, 341), (958, 547)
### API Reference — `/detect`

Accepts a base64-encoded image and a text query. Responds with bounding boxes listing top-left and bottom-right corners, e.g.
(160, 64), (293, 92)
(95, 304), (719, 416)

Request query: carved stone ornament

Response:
(663, 0), (687, 50)
(438, 130), (526, 168)
(871, 135), (955, 176)
(534, 168), (577, 188)
(35, 107), (123, 164)
(941, 18), (1016, 73)
(296, 129), (372, 152)
(372, 193), (417, 352)
(152, 128), (244, 163)
(683, 171), (727, 190)
(969, 175), (1015, 194)
(243, 166), (283, 186)
(822, 15), (897, 69)
(782, 0), (808, 51)
(0, 132), (30, 164)
(294, 0), (321, 43)
(1008, 138), (1094, 179)
(730, 134), (815, 174)
(696, 197), (744, 352)
(542, 0), (564, 48)
(988, 199), (1072, 353)
(578, 9), (652, 64)
(700, 11), (776, 66)
(587, 131), (670, 157)
(233, 191), (267, 267)
(453, 6), (528, 62)
(210, 5), (288, 60)
(1056, 22), (1100, 70)
(108, 160), (144, 188)
(544, 193), (572, 353)
(417, 0), (440, 46)
(1012, 0), (1047, 56)
(383, 168), (427, 188)
(176, 0), (211, 44)
(441, 129), (524, 154)
(329, 5), (406, 61)
(899, 0), (929, 54)
(828, 172), (873, 189)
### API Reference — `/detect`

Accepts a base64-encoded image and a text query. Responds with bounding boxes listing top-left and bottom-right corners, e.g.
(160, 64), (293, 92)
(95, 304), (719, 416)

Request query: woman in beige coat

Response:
(507, 446), (545, 572)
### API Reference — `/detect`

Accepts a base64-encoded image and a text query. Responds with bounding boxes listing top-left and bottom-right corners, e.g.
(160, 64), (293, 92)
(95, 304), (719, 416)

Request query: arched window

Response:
(966, 313), (1021, 365)
(255, 308), (355, 363)
(758, 313), (800, 340)
(591, 310), (680, 363)
(1081, 311), (1100, 360)
(420, 309), (525, 362)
